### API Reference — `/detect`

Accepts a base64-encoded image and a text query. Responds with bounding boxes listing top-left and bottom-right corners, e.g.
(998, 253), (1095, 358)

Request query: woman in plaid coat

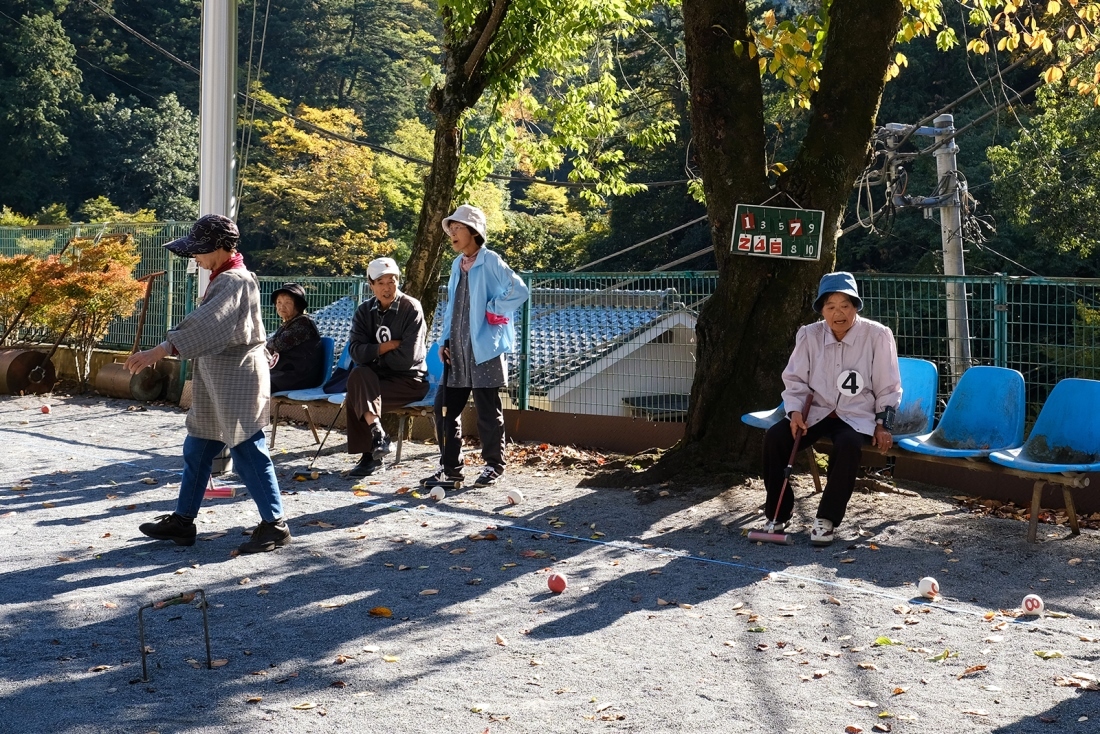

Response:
(126, 214), (291, 554)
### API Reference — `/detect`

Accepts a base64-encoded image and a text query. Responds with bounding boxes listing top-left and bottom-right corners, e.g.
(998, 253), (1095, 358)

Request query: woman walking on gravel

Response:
(126, 215), (291, 554)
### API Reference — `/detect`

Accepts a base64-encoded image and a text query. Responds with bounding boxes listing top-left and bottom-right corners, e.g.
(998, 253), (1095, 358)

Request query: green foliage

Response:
(494, 185), (588, 271)
(0, 10), (83, 213)
(988, 80), (1100, 257)
(238, 104), (395, 276)
(373, 118), (435, 249)
(76, 196), (157, 224)
(0, 207), (36, 228)
(35, 203), (69, 225)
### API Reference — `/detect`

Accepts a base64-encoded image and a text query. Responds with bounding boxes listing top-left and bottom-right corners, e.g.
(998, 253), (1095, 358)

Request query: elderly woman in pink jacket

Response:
(761, 272), (902, 546)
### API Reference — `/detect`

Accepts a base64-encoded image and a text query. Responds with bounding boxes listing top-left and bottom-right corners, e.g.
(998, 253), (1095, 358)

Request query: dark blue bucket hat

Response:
(164, 214), (239, 257)
(813, 271), (863, 313)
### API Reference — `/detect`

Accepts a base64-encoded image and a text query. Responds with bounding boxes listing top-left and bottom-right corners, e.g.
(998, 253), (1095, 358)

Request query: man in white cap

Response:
(344, 257), (429, 476)
(421, 204), (529, 489)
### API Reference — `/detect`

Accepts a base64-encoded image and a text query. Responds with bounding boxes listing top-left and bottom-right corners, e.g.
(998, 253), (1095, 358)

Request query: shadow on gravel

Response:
(4, 418), (1100, 733)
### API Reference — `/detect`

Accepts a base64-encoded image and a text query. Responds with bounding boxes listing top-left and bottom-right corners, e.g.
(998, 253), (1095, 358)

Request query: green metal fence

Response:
(4, 222), (1099, 424)
(0, 222), (193, 351)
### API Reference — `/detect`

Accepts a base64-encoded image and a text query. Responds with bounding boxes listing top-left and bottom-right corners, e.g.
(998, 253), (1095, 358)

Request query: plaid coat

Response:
(166, 268), (270, 446)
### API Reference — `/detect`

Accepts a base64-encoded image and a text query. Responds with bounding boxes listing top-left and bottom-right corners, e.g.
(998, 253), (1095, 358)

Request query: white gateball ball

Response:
(428, 486), (446, 501)
(506, 489), (524, 505)
(1021, 593), (1045, 616)
(917, 577), (940, 599)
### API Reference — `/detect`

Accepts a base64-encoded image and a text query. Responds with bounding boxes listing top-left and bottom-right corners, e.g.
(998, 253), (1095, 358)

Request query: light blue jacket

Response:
(439, 247), (530, 364)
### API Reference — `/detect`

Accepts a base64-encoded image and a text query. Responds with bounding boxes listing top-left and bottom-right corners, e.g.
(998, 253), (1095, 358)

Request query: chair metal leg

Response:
(1028, 480), (1045, 543)
(394, 415), (407, 464)
(270, 400), (281, 449)
(1061, 485), (1081, 537)
(302, 404), (320, 444)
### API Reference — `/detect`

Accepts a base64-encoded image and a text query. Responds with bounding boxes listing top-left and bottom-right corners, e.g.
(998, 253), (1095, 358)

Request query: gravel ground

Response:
(2, 391), (1099, 734)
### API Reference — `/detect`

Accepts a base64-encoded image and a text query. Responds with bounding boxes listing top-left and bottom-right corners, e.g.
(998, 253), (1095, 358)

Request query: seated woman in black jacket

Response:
(266, 283), (324, 393)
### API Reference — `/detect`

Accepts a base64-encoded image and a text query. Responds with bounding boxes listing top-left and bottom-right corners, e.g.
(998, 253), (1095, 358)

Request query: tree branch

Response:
(463, 0), (513, 80)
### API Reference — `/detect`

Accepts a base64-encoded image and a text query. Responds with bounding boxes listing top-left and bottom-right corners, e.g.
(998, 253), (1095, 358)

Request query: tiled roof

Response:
(311, 288), (697, 394)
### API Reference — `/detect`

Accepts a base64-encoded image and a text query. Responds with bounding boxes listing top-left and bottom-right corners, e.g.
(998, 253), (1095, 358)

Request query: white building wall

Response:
(550, 326), (696, 417)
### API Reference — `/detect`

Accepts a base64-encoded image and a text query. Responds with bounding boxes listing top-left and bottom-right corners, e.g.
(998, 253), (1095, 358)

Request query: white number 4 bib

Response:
(836, 370), (865, 396)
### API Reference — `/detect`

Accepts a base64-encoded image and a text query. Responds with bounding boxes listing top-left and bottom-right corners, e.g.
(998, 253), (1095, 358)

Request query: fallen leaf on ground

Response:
(246, 697), (262, 703)
(304, 520), (336, 528)
(319, 602), (346, 608)
(331, 680), (347, 688)
(419, 589), (439, 596)
(962, 709), (988, 716)
(368, 606), (392, 618)
(958, 665), (987, 679)
(292, 702), (316, 710)
(892, 687), (907, 696)
(449, 548), (467, 555)
(495, 634), (507, 646)
(849, 700), (878, 708)
(381, 655), (399, 663)
(1034, 650), (1064, 659)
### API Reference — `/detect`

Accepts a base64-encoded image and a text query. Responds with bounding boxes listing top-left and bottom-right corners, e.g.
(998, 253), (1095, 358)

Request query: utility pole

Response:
(196, 0), (238, 299)
(881, 117), (973, 386)
(197, 0), (238, 476)
(932, 114), (972, 385)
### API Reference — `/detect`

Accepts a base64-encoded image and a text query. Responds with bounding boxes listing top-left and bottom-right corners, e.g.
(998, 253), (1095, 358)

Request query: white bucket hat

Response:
(442, 204), (488, 244)
(367, 257), (400, 282)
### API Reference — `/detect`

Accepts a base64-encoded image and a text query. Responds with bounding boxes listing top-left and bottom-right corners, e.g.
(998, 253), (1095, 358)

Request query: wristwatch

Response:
(875, 406), (896, 431)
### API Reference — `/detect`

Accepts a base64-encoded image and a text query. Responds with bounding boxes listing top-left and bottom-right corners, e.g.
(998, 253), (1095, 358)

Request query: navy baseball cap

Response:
(813, 271), (863, 313)
(164, 214), (239, 257)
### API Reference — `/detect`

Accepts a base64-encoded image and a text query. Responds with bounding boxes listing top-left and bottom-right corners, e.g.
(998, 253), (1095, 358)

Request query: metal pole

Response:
(933, 114), (972, 385)
(197, 0), (238, 299)
(993, 274), (1008, 368)
(518, 272), (532, 410)
(199, 0), (237, 474)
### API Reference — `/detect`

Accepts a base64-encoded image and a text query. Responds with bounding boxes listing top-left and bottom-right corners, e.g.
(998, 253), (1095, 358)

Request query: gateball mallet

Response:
(747, 396), (813, 545)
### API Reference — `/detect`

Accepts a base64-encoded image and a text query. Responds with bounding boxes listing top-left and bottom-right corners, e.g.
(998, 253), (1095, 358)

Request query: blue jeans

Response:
(175, 430), (283, 523)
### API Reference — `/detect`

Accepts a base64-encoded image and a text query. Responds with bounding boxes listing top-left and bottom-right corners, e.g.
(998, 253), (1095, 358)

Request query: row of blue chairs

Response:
(270, 341), (444, 464)
(742, 360), (1100, 542)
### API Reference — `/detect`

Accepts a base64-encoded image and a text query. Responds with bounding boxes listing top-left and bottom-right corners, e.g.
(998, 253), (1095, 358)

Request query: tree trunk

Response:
(397, 2), (515, 322)
(659, 0), (904, 476)
(402, 106), (462, 322)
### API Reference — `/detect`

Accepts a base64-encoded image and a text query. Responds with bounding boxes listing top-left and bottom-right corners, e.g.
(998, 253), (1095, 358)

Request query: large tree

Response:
(401, 0), (648, 318)
(664, 0), (1100, 474)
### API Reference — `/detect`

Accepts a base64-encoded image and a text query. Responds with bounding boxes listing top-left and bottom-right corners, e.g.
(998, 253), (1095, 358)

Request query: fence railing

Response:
(4, 222), (1100, 424)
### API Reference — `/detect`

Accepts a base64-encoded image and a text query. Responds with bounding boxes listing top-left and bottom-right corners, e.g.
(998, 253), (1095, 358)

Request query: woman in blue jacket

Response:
(421, 204), (530, 489)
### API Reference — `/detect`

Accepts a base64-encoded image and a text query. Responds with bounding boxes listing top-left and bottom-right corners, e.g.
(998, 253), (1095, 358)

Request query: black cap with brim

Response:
(164, 214), (239, 257)
(272, 283), (309, 313)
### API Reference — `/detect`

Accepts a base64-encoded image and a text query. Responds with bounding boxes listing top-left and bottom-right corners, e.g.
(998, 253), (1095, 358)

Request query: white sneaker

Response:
(763, 520), (787, 534)
(810, 518), (835, 546)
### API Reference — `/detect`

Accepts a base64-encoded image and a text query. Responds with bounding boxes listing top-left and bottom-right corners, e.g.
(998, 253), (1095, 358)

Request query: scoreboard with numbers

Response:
(730, 203), (825, 261)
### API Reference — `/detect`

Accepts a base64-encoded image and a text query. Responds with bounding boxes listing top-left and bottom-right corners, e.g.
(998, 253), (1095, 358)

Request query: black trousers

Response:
(763, 416), (870, 526)
(433, 385), (506, 475)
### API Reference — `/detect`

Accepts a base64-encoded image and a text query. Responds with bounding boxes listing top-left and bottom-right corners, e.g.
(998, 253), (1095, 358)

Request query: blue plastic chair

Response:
(271, 339), (351, 448)
(899, 366), (1026, 459)
(739, 357), (938, 440)
(988, 378), (1100, 542)
(892, 357), (938, 440)
(272, 336), (335, 399)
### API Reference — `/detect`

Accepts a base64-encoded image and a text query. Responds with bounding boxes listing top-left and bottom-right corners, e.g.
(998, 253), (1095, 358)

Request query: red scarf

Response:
(210, 251), (246, 281)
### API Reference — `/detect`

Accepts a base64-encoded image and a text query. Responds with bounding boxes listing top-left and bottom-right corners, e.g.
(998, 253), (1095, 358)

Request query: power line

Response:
(571, 215), (707, 272)
(79, 0), (690, 192)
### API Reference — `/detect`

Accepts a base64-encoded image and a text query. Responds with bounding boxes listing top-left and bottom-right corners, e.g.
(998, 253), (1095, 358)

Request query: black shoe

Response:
(238, 519), (291, 554)
(420, 468), (463, 488)
(473, 466), (502, 487)
(139, 513), (196, 546)
(346, 455), (383, 477)
(370, 427), (392, 460)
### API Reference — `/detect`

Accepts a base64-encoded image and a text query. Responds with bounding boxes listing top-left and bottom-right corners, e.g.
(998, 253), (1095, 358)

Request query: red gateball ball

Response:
(41, 405), (51, 414)
(547, 573), (568, 594)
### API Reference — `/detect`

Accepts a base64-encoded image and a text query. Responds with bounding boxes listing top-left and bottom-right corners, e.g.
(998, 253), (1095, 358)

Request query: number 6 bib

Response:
(836, 370), (865, 396)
